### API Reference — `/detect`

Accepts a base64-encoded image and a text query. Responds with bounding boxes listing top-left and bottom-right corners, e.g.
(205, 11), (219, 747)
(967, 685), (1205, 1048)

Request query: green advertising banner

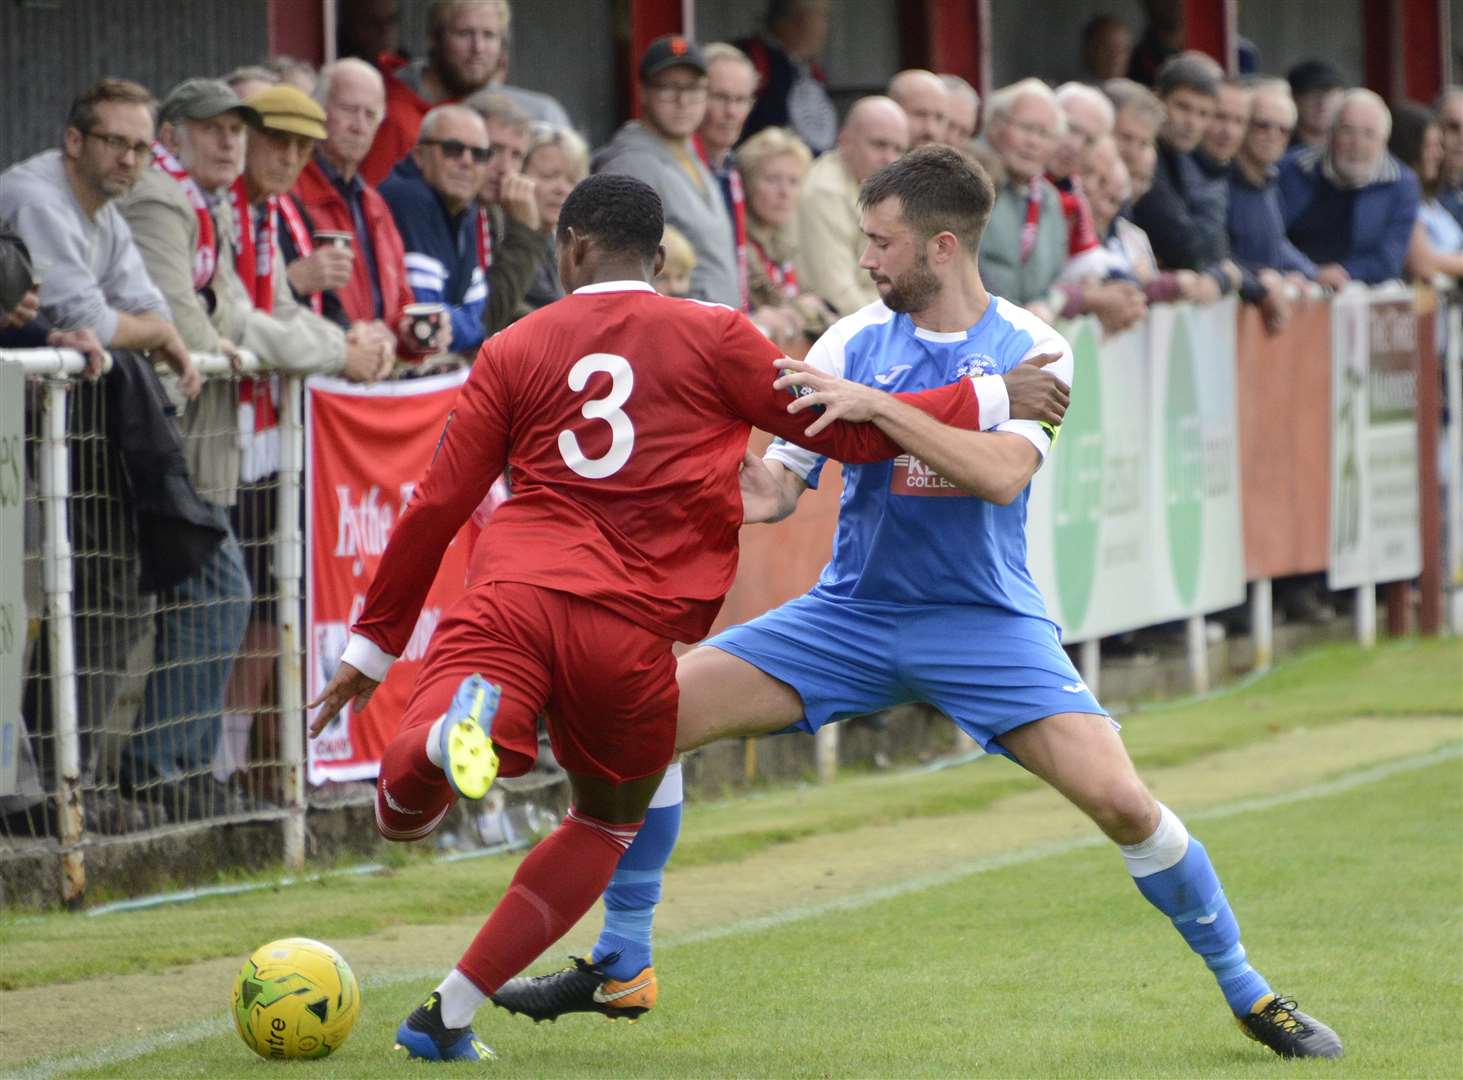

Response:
(1026, 300), (1245, 642)
(1328, 287), (1422, 590)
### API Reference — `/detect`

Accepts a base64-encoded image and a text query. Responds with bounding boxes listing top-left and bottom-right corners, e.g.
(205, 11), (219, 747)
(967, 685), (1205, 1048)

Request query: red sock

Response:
(457, 808), (642, 994)
(374, 724), (452, 841)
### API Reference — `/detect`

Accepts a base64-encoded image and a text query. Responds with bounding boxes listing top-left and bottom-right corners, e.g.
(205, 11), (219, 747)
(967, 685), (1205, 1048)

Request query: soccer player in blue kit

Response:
(492, 146), (1342, 1061)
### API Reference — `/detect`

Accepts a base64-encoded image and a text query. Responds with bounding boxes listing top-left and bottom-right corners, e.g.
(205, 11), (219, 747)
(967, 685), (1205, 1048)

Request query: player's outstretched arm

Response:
(331, 345), (511, 692)
(776, 359), (1042, 505)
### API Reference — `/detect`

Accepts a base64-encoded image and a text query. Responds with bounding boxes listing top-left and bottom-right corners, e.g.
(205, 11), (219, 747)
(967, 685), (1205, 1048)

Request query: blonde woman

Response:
(737, 126), (837, 342)
(521, 123), (591, 313)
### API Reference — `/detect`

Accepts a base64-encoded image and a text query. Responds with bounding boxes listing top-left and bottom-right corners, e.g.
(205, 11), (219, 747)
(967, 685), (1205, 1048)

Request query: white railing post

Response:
(1078, 638), (1101, 699)
(39, 377), (85, 906)
(1354, 584), (1377, 647)
(277, 374), (307, 869)
(814, 724), (838, 784)
(1249, 578), (1273, 672)
(1184, 614), (1210, 694)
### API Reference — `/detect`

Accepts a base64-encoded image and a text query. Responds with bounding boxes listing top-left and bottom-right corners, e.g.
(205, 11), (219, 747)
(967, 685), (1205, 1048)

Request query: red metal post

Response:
(898, 1), (990, 105)
(1399, 0), (1446, 103)
(267, 0), (326, 65)
(1183, 0), (1234, 73)
(625, 0), (686, 118)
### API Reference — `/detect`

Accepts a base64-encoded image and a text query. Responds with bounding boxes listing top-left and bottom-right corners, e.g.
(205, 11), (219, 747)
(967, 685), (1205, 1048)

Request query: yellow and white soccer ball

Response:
(231, 937), (361, 1060)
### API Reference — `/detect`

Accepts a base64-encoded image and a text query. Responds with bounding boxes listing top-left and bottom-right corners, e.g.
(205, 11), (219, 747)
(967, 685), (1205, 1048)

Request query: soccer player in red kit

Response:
(307, 173), (1027, 1062)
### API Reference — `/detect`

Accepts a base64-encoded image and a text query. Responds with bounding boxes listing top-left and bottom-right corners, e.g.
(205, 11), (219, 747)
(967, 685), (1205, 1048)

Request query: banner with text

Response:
(1328, 288), (1422, 590)
(1026, 300), (1246, 641)
(305, 369), (471, 785)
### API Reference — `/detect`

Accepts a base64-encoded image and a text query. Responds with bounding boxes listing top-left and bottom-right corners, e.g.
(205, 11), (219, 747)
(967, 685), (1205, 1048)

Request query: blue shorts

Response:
(706, 589), (1109, 757)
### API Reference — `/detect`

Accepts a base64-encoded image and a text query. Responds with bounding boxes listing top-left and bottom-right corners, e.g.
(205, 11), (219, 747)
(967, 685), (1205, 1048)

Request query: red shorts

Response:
(397, 580), (678, 783)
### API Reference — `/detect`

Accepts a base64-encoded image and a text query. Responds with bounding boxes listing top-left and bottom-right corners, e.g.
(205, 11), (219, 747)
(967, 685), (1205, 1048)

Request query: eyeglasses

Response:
(420, 138), (491, 163)
(647, 82), (708, 103)
(83, 130), (152, 158)
(708, 92), (755, 109)
(1249, 118), (1294, 137)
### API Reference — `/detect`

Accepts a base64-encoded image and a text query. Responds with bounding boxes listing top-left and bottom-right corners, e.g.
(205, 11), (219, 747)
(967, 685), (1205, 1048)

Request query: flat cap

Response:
(243, 84), (327, 140)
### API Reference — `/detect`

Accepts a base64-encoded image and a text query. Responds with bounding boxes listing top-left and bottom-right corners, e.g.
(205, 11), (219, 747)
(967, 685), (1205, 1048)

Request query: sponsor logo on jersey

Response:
(890, 453), (965, 497)
(954, 353), (998, 379)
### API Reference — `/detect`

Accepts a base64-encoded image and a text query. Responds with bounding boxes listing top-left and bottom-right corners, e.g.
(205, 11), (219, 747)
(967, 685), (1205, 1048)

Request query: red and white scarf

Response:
(229, 177), (320, 482)
(150, 141), (217, 290)
(476, 205), (494, 271)
(1019, 176), (1043, 264)
(749, 235), (798, 300)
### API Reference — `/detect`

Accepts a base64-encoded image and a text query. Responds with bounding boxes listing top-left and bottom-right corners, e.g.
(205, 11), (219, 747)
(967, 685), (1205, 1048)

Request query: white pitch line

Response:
(13, 741), (1460, 1080)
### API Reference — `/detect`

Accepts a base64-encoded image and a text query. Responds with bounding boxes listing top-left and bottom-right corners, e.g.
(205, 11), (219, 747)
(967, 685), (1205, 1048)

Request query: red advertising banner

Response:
(305, 370), (471, 784)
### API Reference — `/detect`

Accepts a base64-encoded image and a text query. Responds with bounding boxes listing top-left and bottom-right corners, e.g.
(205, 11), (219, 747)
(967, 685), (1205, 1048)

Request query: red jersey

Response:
(349, 282), (984, 662)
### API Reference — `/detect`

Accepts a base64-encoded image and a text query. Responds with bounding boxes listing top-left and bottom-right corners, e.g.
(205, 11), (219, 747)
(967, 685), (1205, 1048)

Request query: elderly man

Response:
(940, 74), (980, 147)
(1279, 89), (1420, 287)
(219, 85), (395, 796)
(889, 69), (950, 148)
(467, 91), (548, 334)
(737, 0), (837, 155)
(381, 103), (490, 353)
(1104, 78), (1165, 197)
(794, 95), (908, 315)
(362, 0), (507, 184)
(597, 36), (740, 308)
(1050, 82), (1115, 277)
(291, 58), (441, 357)
(1129, 53), (1242, 303)
(1227, 80), (1317, 282)
(692, 43), (758, 313)
(114, 80), (265, 815)
(976, 79), (1145, 332)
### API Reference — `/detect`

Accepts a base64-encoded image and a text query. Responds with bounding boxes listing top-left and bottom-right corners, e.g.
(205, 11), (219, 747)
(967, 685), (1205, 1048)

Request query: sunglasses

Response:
(421, 138), (491, 163)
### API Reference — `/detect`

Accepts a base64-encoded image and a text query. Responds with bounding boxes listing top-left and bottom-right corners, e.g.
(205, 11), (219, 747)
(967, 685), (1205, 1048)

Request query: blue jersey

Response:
(767, 296), (1073, 615)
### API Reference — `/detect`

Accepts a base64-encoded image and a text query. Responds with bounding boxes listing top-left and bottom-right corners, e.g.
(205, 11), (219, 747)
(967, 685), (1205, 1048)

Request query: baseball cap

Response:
(1287, 59), (1346, 98)
(159, 78), (262, 128)
(242, 84), (327, 140)
(639, 35), (707, 83)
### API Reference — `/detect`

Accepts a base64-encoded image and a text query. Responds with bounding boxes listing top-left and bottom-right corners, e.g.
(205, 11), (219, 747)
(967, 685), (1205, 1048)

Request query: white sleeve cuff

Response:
(969, 373), (1009, 429)
(995, 419), (1053, 463)
(342, 633), (396, 682)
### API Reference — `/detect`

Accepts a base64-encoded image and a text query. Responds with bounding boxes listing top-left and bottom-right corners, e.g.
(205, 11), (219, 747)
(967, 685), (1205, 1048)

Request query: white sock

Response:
(435, 968), (486, 1028)
(424, 716), (446, 769)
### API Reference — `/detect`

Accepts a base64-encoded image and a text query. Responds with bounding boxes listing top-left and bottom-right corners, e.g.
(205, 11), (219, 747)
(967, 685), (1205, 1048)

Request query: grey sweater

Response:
(0, 150), (169, 341)
(594, 121), (740, 307)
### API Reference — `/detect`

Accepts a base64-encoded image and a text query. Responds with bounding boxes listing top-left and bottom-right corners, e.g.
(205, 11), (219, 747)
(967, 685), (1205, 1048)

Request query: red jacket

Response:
(292, 158), (414, 328)
(360, 53), (434, 187)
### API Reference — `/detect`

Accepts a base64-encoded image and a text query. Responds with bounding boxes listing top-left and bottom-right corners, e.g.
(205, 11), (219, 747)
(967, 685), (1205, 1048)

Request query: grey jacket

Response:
(594, 122), (740, 307)
(0, 150), (169, 341)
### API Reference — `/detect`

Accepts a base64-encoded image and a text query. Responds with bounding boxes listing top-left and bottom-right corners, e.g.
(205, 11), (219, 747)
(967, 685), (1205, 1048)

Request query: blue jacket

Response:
(1276, 147), (1420, 285)
(1131, 141), (1231, 271)
(1227, 166), (1318, 278)
(379, 155), (486, 355)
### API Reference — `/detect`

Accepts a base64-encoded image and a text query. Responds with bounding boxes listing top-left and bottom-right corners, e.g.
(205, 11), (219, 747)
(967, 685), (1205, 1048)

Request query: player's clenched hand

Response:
(773, 357), (888, 436)
(1003, 353), (1070, 426)
(738, 446), (785, 524)
(308, 661), (380, 738)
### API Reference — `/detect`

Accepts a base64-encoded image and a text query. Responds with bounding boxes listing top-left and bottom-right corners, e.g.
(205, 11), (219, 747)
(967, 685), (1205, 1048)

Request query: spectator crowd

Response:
(2, 0), (1460, 834)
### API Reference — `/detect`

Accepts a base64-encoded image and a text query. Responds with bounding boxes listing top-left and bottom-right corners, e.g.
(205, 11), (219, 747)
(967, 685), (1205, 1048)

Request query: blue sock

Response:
(593, 762), (682, 980)
(1122, 803), (1272, 1016)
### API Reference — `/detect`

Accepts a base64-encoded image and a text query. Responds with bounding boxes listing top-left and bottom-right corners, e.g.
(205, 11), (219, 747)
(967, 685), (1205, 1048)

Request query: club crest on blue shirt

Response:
(954, 353), (998, 378)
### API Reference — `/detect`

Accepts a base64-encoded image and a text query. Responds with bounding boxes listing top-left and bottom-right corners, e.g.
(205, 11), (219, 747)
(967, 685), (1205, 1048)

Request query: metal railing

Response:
(1, 349), (309, 905)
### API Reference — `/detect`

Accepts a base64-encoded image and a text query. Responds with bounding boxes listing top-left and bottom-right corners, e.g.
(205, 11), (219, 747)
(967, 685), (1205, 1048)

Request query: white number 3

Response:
(558, 353), (635, 479)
